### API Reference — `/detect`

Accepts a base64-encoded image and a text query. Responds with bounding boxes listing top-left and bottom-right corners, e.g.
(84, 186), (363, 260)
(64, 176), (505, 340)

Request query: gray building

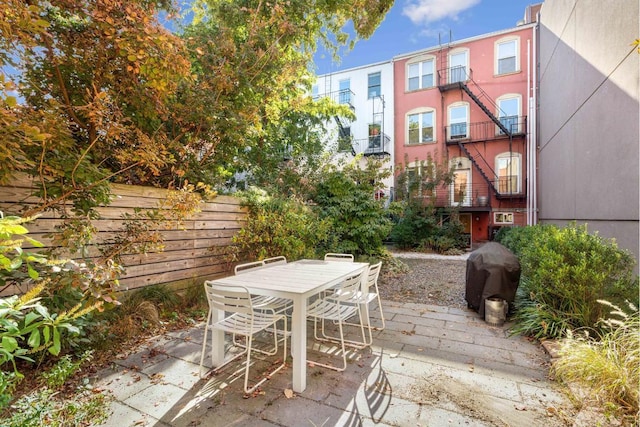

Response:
(537, 0), (640, 267)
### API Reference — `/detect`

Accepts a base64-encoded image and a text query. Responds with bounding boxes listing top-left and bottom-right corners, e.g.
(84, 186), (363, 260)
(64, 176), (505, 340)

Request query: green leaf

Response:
(1, 336), (18, 353)
(27, 264), (39, 279)
(27, 330), (40, 348)
(24, 311), (40, 326)
(49, 328), (61, 355)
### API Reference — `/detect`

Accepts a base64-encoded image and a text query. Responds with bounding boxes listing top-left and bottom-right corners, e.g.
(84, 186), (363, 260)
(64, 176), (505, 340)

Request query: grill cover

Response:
(465, 242), (521, 316)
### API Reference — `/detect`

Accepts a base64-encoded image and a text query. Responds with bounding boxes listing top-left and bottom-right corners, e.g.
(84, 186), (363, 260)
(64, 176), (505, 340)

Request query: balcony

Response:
(436, 66), (471, 91)
(352, 133), (391, 156)
(313, 89), (356, 110)
(445, 117), (527, 144)
(405, 182), (491, 209)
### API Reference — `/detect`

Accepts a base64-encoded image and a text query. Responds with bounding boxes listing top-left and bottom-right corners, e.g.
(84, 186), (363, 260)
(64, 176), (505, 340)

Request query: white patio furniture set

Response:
(199, 254), (385, 394)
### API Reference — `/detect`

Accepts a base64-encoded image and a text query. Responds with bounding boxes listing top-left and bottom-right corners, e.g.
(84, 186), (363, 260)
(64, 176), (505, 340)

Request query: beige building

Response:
(537, 0), (640, 267)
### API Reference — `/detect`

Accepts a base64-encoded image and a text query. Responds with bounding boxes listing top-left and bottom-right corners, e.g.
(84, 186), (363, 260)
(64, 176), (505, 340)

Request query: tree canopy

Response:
(1, 0), (392, 210)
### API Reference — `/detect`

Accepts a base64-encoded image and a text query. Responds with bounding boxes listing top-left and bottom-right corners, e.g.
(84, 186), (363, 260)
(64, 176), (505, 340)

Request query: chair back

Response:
(367, 262), (383, 287)
(234, 260), (264, 275)
(204, 281), (254, 315)
(263, 256), (287, 266)
(324, 253), (354, 262)
(334, 270), (365, 301)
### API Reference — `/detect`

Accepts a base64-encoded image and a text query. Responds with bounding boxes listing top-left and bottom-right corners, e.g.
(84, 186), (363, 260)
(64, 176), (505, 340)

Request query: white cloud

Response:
(402, 0), (481, 25)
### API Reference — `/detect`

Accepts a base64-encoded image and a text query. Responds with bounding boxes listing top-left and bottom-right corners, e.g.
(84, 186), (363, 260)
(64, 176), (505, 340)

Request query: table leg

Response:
(211, 306), (225, 366)
(291, 296), (307, 392)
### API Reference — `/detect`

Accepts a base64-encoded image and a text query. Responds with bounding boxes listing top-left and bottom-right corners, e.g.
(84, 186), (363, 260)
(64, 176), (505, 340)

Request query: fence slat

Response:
(0, 177), (244, 295)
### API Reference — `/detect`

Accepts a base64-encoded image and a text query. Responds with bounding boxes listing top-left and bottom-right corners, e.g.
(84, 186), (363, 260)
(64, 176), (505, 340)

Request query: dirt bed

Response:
(378, 256), (468, 310)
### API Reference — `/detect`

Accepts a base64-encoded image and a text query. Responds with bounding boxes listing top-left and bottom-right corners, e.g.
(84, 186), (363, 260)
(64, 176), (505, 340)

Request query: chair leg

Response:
(307, 317), (348, 372)
(376, 293), (386, 330)
(243, 316), (288, 394)
(317, 307), (370, 349)
(199, 313), (211, 378)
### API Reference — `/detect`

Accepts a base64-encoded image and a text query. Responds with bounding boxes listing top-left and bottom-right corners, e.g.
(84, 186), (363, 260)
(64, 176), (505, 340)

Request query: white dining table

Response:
(206, 259), (369, 393)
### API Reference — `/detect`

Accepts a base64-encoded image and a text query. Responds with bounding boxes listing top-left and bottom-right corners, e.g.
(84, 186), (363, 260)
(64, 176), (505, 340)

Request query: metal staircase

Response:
(456, 141), (499, 196)
(458, 83), (511, 136)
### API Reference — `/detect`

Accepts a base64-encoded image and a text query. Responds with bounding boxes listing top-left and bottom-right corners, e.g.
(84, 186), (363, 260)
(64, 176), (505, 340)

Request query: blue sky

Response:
(313, 0), (538, 75)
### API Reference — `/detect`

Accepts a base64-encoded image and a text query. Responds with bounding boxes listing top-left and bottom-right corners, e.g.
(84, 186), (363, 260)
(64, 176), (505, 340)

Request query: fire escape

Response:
(437, 66), (525, 200)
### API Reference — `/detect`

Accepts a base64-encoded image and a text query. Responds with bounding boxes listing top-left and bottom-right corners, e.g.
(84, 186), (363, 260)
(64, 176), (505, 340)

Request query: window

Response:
(368, 123), (382, 149)
(497, 95), (520, 134)
(448, 103), (468, 139)
(338, 126), (351, 152)
(495, 152), (521, 194)
(407, 58), (434, 91)
(407, 110), (434, 144)
(496, 38), (518, 75)
(449, 50), (468, 83)
(404, 164), (434, 198)
(368, 72), (381, 99)
(311, 84), (319, 99)
(338, 79), (351, 104)
(494, 212), (514, 224)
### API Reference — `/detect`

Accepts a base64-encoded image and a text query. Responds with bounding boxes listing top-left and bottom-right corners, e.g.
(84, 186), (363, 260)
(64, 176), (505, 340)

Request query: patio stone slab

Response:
(95, 300), (578, 427)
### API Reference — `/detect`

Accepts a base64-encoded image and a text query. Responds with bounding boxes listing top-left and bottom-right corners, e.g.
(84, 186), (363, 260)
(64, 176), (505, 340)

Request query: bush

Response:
(230, 188), (331, 261)
(499, 224), (638, 339)
(312, 160), (393, 256)
(553, 301), (639, 423)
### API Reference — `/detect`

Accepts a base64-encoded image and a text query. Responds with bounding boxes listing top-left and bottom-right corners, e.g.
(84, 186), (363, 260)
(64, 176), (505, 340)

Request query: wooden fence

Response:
(0, 175), (246, 296)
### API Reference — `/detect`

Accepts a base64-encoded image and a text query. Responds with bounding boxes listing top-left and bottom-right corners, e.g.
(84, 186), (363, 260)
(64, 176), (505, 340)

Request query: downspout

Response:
(532, 19), (538, 224)
(527, 39), (532, 225)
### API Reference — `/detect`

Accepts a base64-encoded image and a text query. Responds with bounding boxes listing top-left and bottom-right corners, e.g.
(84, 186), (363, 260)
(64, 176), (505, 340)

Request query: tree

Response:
(173, 0), (392, 189)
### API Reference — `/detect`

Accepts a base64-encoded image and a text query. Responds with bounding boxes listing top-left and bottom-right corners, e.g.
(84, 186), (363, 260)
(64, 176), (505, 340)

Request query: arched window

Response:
(448, 102), (469, 140)
(496, 94), (522, 134)
(495, 152), (522, 194)
(448, 48), (469, 83)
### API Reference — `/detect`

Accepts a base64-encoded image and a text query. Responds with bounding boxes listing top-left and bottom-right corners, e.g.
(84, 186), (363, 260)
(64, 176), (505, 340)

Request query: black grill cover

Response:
(465, 242), (521, 316)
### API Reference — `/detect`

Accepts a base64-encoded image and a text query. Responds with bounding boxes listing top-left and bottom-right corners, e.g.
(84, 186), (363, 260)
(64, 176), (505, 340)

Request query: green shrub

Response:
(553, 301), (639, 423)
(390, 203), (439, 249)
(312, 160), (393, 256)
(231, 188), (331, 261)
(503, 224), (638, 339)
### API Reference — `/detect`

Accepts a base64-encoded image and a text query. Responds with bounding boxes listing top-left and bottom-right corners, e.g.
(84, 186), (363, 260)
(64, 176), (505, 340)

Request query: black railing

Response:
(437, 66), (472, 87)
(445, 117), (527, 143)
(352, 132), (392, 156)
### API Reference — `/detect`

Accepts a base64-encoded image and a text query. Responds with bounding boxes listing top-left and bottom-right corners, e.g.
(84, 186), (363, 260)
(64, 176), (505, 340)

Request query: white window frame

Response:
(496, 94), (521, 135)
(448, 102), (469, 140)
(448, 48), (469, 84)
(495, 37), (520, 75)
(338, 78), (351, 105)
(406, 56), (435, 91)
(406, 108), (436, 145)
(494, 212), (514, 225)
(450, 157), (472, 207)
(405, 162), (436, 198)
(367, 72), (381, 99)
(495, 152), (522, 194)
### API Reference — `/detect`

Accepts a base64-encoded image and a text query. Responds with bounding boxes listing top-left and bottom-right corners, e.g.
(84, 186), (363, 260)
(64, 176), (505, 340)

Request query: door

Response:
(451, 169), (471, 206)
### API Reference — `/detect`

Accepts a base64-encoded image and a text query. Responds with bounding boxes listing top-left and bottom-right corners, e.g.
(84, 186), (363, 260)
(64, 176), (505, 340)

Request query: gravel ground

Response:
(378, 252), (470, 310)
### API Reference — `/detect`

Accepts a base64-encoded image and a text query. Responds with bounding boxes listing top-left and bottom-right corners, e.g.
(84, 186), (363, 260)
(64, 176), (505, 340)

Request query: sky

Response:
(313, 0), (539, 75)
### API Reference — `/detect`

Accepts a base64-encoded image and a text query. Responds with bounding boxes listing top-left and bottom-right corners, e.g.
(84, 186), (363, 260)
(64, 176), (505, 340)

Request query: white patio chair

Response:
(338, 262), (385, 346)
(199, 281), (287, 394)
(234, 260), (265, 275)
(263, 255), (287, 266)
(306, 270), (368, 371)
(324, 253), (354, 262)
(233, 259), (292, 347)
